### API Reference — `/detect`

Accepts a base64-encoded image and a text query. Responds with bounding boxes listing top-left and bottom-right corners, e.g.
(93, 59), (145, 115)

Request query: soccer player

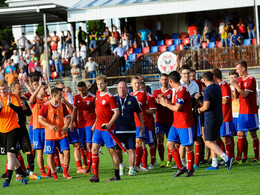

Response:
(0, 80), (28, 187)
(130, 76), (148, 171)
(55, 81), (85, 173)
(230, 60), (259, 163)
(29, 79), (49, 177)
(153, 73), (173, 168)
(213, 69), (235, 159)
(140, 81), (157, 169)
(89, 75), (120, 182)
(157, 71), (195, 177)
(198, 71), (233, 170)
(229, 70), (248, 162)
(39, 88), (72, 180)
(10, 81), (41, 180)
(115, 81), (144, 176)
(71, 81), (96, 174)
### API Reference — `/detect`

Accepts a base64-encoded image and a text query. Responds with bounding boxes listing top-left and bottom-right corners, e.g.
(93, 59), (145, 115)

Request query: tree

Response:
(87, 20), (106, 36)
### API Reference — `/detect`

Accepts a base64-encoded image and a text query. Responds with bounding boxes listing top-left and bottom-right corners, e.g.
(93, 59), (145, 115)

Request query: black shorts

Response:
(116, 133), (136, 150)
(0, 128), (19, 155)
(20, 48), (25, 51)
(204, 120), (222, 141)
(17, 128), (31, 153)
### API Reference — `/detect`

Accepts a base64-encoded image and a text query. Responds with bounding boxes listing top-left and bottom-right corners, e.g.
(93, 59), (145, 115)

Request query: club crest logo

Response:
(157, 52), (177, 74)
(128, 101), (131, 105)
(102, 100), (106, 105)
(244, 82), (247, 87)
(167, 94), (171, 99)
(86, 100), (90, 105)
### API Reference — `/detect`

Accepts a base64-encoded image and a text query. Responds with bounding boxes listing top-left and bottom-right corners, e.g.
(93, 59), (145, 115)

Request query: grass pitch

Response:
(0, 136), (260, 195)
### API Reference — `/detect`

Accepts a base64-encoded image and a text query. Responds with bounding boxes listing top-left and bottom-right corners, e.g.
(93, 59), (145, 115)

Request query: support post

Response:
(254, 0), (259, 44)
(43, 13), (50, 79)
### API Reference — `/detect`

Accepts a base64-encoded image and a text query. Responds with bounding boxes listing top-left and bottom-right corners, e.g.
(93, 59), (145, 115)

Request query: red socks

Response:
(167, 148), (172, 162)
(194, 143), (201, 166)
(236, 135), (244, 161)
(92, 153), (99, 177)
(17, 155), (26, 173)
(243, 137), (248, 159)
(158, 143), (165, 161)
(169, 148), (182, 169)
(51, 171), (57, 180)
(4, 160), (8, 175)
(76, 160), (82, 168)
(141, 147), (148, 168)
(252, 136), (259, 161)
(217, 137), (225, 152)
(54, 151), (61, 167)
(186, 149), (194, 172)
(62, 164), (68, 174)
(87, 151), (92, 171)
(80, 148), (87, 166)
(135, 146), (143, 168)
(150, 145), (156, 165)
(225, 140), (234, 158)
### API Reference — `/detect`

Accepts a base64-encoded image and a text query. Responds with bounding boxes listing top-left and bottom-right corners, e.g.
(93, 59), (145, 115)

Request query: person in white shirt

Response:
(85, 57), (99, 84)
(79, 43), (87, 69)
(11, 50), (20, 69)
(17, 33), (27, 56)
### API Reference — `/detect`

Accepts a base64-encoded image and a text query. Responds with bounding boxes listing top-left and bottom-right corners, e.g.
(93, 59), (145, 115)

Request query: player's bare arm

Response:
(105, 109), (119, 130)
(61, 116), (71, 135)
(222, 97), (229, 105)
(158, 96), (182, 112)
(38, 116), (58, 132)
(230, 77), (250, 98)
(137, 112), (145, 134)
(29, 78), (42, 103)
(198, 100), (210, 113)
(91, 119), (97, 132)
(70, 107), (77, 132)
(23, 77), (34, 94)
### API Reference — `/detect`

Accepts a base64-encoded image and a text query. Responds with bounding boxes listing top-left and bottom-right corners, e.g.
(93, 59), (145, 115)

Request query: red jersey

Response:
(237, 75), (258, 114)
(146, 92), (156, 131)
(39, 101), (70, 140)
(31, 96), (48, 129)
(152, 88), (173, 124)
(130, 90), (149, 127)
(74, 92), (96, 128)
(95, 91), (118, 131)
(220, 81), (233, 122)
(172, 86), (194, 128)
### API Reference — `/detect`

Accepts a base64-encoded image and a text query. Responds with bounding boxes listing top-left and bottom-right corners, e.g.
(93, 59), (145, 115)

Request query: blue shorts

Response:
(168, 126), (194, 146)
(233, 117), (239, 133)
(29, 125), (33, 144)
(78, 127), (86, 147)
(197, 115), (203, 137)
(68, 127), (81, 144)
(92, 129), (116, 148)
(155, 122), (172, 137)
(85, 126), (93, 144)
(116, 133), (136, 150)
(136, 126), (149, 139)
(238, 114), (259, 132)
(44, 137), (70, 154)
(145, 131), (155, 144)
(33, 128), (45, 150)
(220, 121), (235, 137)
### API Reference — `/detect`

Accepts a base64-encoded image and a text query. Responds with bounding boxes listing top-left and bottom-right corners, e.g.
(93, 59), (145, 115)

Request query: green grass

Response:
(1, 135), (260, 195)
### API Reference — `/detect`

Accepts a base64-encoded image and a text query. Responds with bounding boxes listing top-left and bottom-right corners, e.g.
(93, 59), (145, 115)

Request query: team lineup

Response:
(0, 60), (259, 187)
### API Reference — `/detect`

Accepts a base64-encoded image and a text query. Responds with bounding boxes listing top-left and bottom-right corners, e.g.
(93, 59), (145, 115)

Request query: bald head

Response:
(117, 81), (128, 98)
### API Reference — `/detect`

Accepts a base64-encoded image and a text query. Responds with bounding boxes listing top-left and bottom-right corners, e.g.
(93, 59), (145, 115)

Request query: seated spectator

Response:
(188, 23), (198, 37)
(221, 23), (228, 47)
(85, 57), (99, 84)
(190, 29), (202, 50)
(89, 27), (98, 51)
(247, 15), (255, 39)
(52, 49), (63, 77)
(231, 29), (242, 46)
(237, 17), (247, 38)
(5, 69), (18, 86)
(107, 33), (118, 55)
(138, 25), (151, 48)
(102, 27), (111, 40)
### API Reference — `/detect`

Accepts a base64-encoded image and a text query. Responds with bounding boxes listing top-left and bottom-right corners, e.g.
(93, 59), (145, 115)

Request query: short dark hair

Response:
(77, 81), (87, 88)
(203, 71), (214, 81)
(190, 69), (196, 73)
(51, 87), (62, 96)
(237, 60), (247, 70)
(168, 71), (181, 83)
(10, 81), (20, 91)
(180, 64), (190, 73)
(160, 73), (168, 78)
(212, 68), (222, 79)
(140, 81), (145, 86)
(229, 70), (239, 77)
(31, 76), (39, 83)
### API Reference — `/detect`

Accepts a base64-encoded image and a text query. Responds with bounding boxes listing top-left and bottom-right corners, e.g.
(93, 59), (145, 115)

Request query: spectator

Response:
(71, 63), (81, 91)
(231, 29), (242, 46)
(102, 27), (111, 40)
(11, 50), (20, 68)
(121, 32), (130, 49)
(65, 31), (72, 55)
(113, 43), (127, 74)
(247, 15), (255, 39)
(221, 23), (228, 47)
(203, 19), (213, 43)
(190, 29), (202, 50)
(1, 50), (7, 67)
(188, 23), (198, 38)
(70, 52), (80, 69)
(19, 56), (27, 74)
(0, 66), (4, 80)
(17, 33), (27, 56)
(5, 59), (16, 74)
(219, 18), (225, 39)
(237, 17), (247, 38)
(18, 68), (27, 87)
(52, 49), (63, 76)
(85, 57), (99, 84)
(60, 31), (66, 58)
(113, 26), (120, 42)
(89, 27), (98, 51)
(108, 33), (118, 55)
(33, 32), (42, 55)
(30, 45), (36, 56)
(5, 69), (18, 86)
(155, 16), (165, 40)
(67, 44), (75, 61)
(227, 20), (234, 40)
(29, 67), (41, 78)
(128, 25), (136, 48)
(28, 56), (37, 72)
(51, 31), (60, 51)
(138, 25), (151, 48)
(79, 42), (87, 69)
(77, 26), (86, 45)
(25, 40), (33, 52)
